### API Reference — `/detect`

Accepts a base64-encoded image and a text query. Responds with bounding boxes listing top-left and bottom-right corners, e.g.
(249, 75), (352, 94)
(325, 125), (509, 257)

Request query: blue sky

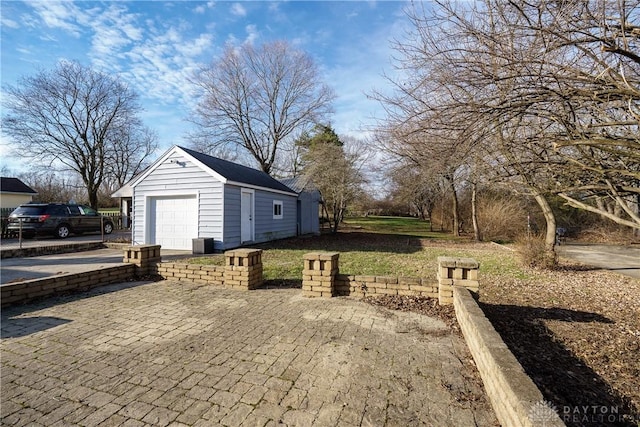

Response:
(1, 1), (412, 171)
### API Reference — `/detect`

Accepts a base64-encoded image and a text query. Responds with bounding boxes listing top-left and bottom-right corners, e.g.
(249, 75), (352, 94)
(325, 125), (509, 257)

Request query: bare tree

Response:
(105, 124), (158, 188)
(388, 162), (440, 227)
(18, 170), (85, 204)
(2, 60), (155, 209)
(373, 0), (639, 256)
(190, 40), (335, 175)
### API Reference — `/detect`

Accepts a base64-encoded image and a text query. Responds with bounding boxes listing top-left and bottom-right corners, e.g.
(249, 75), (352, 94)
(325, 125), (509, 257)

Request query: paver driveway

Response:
(1, 280), (497, 426)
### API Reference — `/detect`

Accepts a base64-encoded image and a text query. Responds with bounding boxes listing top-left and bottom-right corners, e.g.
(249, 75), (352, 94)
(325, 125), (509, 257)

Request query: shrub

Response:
(515, 233), (557, 269)
(477, 192), (528, 242)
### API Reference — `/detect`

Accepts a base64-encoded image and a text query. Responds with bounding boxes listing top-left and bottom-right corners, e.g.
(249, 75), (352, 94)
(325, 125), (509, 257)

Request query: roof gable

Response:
(130, 146), (296, 196)
(0, 177), (37, 195)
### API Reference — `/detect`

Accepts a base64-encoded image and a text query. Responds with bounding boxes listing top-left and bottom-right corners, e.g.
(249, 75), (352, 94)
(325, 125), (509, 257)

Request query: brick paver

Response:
(1, 280), (497, 426)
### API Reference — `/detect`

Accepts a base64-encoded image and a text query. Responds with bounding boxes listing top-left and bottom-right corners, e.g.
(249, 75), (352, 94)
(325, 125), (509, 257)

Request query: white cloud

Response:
(28, 1), (86, 37)
(85, 4), (144, 71)
(175, 33), (214, 57)
(194, 2), (216, 14)
(244, 24), (259, 45)
(230, 3), (247, 17)
(119, 23), (215, 108)
(1, 18), (19, 29)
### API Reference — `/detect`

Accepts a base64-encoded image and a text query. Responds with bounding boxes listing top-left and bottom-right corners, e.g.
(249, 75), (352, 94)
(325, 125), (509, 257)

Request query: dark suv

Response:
(7, 203), (114, 239)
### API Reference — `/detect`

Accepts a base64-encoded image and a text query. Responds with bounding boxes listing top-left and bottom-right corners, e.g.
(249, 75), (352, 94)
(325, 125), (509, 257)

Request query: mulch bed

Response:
(480, 262), (640, 427)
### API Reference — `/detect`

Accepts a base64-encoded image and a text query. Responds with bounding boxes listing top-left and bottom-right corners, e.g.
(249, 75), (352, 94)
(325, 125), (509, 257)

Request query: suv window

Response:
(67, 205), (82, 215)
(47, 205), (69, 216)
(11, 206), (47, 215)
(78, 206), (98, 216)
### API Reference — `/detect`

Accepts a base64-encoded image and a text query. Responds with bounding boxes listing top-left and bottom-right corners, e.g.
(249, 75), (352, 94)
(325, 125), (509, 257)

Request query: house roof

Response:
(125, 146), (297, 196)
(0, 177), (37, 195)
(111, 183), (132, 198)
(279, 176), (317, 194)
(177, 146), (296, 195)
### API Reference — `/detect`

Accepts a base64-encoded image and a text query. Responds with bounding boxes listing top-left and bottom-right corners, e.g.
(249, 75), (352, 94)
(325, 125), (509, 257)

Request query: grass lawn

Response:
(186, 216), (527, 282)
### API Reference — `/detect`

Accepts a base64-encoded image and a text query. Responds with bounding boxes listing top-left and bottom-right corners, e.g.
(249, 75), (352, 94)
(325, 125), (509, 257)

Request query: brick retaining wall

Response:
(453, 286), (564, 427)
(334, 274), (438, 298)
(156, 263), (225, 285)
(0, 242), (107, 259)
(303, 253), (477, 305)
(0, 264), (136, 307)
(151, 249), (263, 290)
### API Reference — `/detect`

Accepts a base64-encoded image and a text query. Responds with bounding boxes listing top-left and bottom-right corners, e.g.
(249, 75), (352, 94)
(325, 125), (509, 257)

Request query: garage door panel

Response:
(150, 196), (198, 250)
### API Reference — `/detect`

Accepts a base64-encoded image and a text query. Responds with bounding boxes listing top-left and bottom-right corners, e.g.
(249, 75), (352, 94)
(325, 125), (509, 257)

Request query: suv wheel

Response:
(55, 224), (71, 239)
(103, 222), (114, 235)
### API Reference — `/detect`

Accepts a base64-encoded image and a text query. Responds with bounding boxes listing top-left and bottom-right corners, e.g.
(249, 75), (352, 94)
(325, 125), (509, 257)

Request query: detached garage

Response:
(127, 145), (311, 251)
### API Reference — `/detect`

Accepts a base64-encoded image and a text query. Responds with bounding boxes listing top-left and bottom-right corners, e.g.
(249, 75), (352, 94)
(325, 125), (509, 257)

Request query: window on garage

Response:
(273, 200), (283, 219)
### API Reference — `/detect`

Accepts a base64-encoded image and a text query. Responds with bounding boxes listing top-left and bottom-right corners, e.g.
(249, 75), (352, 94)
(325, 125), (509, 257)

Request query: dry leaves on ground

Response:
(480, 262), (639, 427)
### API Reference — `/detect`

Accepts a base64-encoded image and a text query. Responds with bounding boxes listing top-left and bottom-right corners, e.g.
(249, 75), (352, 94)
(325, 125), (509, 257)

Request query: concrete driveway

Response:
(0, 231), (131, 251)
(0, 248), (126, 284)
(1, 281), (497, 426)
(0, 234), (192, 284)
(558, 243), (640, 279)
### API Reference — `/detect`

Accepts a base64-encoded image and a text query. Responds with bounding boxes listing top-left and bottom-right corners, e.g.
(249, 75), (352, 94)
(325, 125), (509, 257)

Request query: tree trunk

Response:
(85, 180), (100, 210)
(321, 203), (330, 232)
(471, 181), (481, 241)
(532, 190), (557, 254)
(331, 202), (341, 233)
(446, 175), (460, 237)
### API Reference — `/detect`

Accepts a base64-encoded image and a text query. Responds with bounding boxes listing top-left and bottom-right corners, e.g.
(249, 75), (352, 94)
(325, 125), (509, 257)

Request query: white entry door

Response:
(241, 190), (254, 243)
(150, 195), (198, 250)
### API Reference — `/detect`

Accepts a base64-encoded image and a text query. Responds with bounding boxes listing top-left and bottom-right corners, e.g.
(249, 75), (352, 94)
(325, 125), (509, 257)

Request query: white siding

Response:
(132, 152), (224, 250)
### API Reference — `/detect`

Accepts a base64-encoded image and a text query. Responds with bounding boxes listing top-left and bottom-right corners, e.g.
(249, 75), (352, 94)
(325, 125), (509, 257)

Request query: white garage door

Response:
(150, 195), (198, 250)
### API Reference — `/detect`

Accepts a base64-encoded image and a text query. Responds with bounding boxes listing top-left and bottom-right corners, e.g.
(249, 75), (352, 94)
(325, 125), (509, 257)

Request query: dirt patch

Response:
(363, 294), (498, 424)
(363, 294), (458, 331)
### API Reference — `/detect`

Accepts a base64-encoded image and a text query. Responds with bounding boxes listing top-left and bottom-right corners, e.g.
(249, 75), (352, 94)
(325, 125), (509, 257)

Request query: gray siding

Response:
(222, 185), (241, 249)
(132, 152), (225, 249)
(254, 191), (297, 243)
(297, 190), (321, 235)
(222, 184), (297, 250)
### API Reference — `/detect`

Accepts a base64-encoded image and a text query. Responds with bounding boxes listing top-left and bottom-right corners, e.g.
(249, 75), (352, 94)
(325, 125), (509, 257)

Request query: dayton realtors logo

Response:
(529, 400), (639, 426)
(528, 400), (560, 426)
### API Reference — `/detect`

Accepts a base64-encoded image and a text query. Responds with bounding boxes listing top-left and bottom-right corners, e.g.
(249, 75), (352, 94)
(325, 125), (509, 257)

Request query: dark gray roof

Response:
(0, 177), (37, 194)
(179, 146), (296, 194)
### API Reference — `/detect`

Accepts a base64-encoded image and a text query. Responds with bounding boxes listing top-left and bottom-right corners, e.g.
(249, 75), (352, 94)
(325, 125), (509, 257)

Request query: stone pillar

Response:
(224, 249), (263, 290)
(302, 252), (339, 298)
(437, 257), (479, 305)
(123, 245), (161, 276)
